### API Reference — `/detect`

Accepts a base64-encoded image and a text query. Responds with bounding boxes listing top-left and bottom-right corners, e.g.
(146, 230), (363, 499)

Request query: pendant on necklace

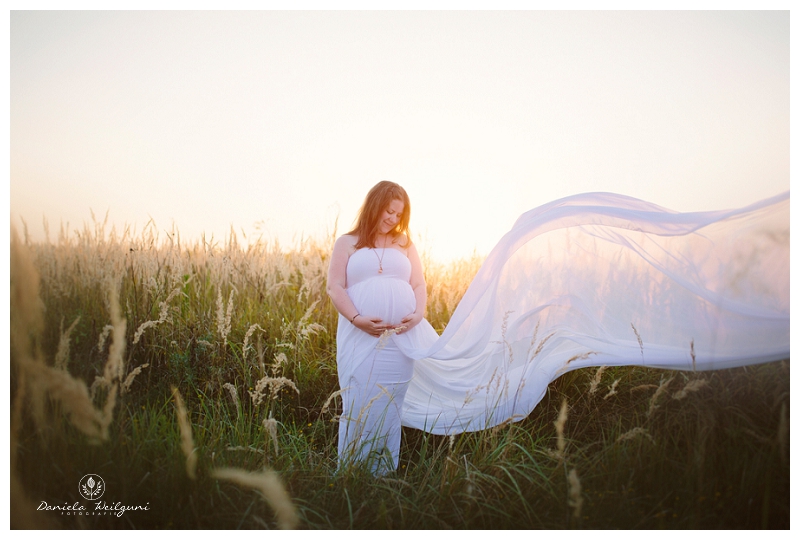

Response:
(373, 245), (386, 274)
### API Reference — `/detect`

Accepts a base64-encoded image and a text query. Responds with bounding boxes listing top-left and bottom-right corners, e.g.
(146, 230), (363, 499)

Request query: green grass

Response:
(10, 226), (789, 529)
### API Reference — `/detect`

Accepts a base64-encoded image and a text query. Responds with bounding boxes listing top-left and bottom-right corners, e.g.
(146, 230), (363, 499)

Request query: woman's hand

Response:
(398, 312), (423, 333)
(353, 315), (393, 338)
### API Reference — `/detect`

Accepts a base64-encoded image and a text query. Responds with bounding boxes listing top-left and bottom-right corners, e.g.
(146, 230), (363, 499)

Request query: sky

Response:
(9, 10), (789, 262)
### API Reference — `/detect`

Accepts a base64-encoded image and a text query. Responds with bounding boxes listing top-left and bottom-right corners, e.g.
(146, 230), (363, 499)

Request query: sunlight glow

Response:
(10, 11), (788, 263)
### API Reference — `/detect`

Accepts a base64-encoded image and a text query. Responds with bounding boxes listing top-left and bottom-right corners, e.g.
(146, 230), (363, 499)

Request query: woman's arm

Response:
(400, 242), (427, 332)
(327, 236), (392, 338)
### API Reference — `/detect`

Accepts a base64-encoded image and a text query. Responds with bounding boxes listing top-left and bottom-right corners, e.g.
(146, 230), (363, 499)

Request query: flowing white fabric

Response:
(336, 192), (789, 464)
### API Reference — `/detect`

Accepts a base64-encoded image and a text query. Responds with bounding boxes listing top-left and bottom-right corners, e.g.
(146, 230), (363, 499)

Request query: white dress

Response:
(336, 247), (439, 474)
(336, 191), (789, 471)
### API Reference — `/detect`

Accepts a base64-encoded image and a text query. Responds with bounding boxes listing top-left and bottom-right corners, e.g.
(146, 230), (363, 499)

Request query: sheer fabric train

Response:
(336, 192), (789, 471)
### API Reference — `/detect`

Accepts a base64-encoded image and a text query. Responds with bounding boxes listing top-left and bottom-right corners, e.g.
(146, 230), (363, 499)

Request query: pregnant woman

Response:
(326, 181), (438, 474)
(327, 181), (789, 475)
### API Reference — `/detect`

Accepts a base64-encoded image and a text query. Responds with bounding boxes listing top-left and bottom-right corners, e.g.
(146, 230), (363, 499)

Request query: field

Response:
(10, 218), (789, 529)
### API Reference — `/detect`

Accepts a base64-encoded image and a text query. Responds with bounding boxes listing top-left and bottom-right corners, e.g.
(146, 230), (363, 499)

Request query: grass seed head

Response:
(96, 324), (114, 353)
(568, 468), (584, 519)
(223, 382), (241, 413)
(242, 323), (266, 361)
(603, 378), (620, 400)
(121, 364), (149, 395)
(554, 398), (568, 460)
(588, 366), (607, 395)
(672, 378), (708, 400)
(321, 387), (347, 416)
(616, 427), (655, 444)
(648, 375), (674, 417)
(54, 316), (80, 371)
(631, 323), (644, 358)
(10, 227), (44, 360)
(172, 387), (197, 480)
(262, 417), (280, 455)
(212, 467), (299, 530)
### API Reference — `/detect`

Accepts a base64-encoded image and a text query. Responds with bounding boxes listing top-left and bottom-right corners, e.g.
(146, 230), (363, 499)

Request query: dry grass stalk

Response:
(253, 335), (266, 377)
(588, 366), (607, 395)
(320, 387), (347, 415)
(376, 326), (407, 350)
(530, 332), (556, 361)
(54, 316), (80, 370)
(10, 227), (44, 354)
(566, 351), (596, 365)
(262, 417), (280, 455)
(556, 351), (597, 378)
(27, 360), (108, 440)
(216, 289), (235, 345)
(337, 385), (394, 457)
(297, 299), (325, 339)
(554, 398), (568, 460)
(10, 368), (27, 472)
(226, 446), (265, 455)
(567, 468), (583, 519)
(249, 376), (299, 407)
(647, 375), (674, 418)
(630, 384), (658, 394)
(103, 285), (127, 384)
(690, 339), (697, 372)
(89, 375), (109, 401)
(299, 299), (319, 325)
(355, 385), (391, 422)
(616, 427), (655, 444)
(94, 284), (127, 437)
(223, 382), (241, 415)
(631, 323), (644, 358)
(133, 286), (181, 344)
(100, 383), (119, 437)
(121, 364), (149, 395)
(172, 387), (197, 480)
(672, 378), (708, 400)
(603, 379), (620, 400)
(96, 324), (114, 353)
(242, 323), (266, 361)
(11, 231), (123, 443)
(212, 468), (299, 530)
(300, 322), (326, 340)
(499, 310), (516, 363)
(271, 352), (288, 376)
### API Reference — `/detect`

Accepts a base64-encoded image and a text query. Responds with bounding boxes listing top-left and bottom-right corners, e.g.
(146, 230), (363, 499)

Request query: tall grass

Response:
(10, 218), (789, 529)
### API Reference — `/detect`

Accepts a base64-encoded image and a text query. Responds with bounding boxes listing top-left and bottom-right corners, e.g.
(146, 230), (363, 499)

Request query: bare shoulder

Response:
(405, 238), (421, 259)
(393, 233), (412, 255)
(334, 234), (358, 255)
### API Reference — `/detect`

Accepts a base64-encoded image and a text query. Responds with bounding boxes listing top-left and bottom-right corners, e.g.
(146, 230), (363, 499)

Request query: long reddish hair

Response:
(348, 181), (411, 249)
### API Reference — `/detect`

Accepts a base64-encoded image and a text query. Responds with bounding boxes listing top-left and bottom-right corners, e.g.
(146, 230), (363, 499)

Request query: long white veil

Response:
(397, 192), (789, 434)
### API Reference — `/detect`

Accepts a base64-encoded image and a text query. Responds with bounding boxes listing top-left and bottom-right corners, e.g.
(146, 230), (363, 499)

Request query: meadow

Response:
(10, 217), (789, 529)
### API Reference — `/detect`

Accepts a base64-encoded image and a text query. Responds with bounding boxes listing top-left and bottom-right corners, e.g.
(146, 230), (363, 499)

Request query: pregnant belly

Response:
(348, 278), (416, 326)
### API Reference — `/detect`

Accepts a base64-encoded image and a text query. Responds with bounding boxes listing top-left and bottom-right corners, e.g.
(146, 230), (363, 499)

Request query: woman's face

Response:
(378, 199), (405, 235)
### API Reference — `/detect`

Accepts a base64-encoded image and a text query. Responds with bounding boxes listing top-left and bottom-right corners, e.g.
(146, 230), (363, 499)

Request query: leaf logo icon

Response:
(79, 474), (105, 500)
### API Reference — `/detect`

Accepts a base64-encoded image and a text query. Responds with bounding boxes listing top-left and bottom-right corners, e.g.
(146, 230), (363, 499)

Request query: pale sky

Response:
(10, 10), (789, 261)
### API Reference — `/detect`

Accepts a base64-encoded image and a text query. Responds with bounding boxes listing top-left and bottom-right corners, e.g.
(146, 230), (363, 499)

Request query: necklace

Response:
(373, 235), (388, 274)
(372, 246), (386, 273)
